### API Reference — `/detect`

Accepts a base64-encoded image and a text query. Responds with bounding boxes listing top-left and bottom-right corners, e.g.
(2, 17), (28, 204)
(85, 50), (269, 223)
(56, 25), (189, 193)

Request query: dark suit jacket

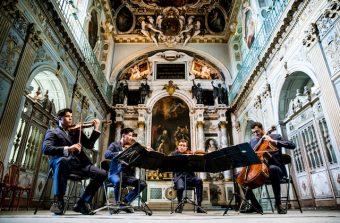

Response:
(249, 133), (295, 177)
(171, 150), (196, 183)
(105, 141), (135, 176)
(42, 126), (100, 164)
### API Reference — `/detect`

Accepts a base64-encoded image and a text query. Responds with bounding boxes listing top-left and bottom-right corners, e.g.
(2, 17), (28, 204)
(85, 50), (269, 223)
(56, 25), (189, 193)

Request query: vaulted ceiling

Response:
(106, 0), (241, 47)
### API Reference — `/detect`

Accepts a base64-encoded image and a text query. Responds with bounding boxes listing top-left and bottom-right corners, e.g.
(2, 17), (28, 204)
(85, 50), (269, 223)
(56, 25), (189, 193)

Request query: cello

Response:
(236, 126), (278, 189)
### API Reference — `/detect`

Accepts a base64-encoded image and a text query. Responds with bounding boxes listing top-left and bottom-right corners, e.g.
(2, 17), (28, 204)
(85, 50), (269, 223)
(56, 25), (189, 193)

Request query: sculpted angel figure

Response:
(182, 18), (201, 47)
(141, 16), (162, 46)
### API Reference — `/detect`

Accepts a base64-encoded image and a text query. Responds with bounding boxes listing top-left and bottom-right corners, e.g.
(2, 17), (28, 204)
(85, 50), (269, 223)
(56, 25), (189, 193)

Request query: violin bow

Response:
(78, 95), (86, 144)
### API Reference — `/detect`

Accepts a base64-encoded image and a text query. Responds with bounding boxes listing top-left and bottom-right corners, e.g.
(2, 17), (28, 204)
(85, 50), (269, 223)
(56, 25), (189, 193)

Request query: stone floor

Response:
(0, 209), (339, 223)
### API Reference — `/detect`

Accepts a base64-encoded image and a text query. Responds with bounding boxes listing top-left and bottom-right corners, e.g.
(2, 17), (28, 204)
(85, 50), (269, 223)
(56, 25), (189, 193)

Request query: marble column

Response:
(196, 121), (205, 151)
(98, 113), (111, 160)
(137, 121), (145, 146)
(193, 105), (206, 180)
(114, 107), (125, 142)
(219, 121), (231, 180)
(115, 121), (123, 143)
(137, 105), (148, 146)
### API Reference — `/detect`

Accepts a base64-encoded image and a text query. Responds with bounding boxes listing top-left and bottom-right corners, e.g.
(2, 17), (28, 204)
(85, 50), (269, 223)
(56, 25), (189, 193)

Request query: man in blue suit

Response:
(241, 122), (295, 214)
(42, 108), (106, 215)
(105, 128), (146, 210)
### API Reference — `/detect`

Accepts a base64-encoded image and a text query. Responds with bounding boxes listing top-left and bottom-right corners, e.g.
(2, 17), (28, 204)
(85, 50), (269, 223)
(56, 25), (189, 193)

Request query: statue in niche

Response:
(116, 81), (129, 104)
(212, 81), (228, 105)
(191, 81), (203, 104)
(139, 80), (150, 104)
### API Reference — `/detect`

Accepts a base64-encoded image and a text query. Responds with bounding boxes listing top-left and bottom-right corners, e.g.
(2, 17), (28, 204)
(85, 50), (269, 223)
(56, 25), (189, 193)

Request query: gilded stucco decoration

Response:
(108, 0), (240, 46)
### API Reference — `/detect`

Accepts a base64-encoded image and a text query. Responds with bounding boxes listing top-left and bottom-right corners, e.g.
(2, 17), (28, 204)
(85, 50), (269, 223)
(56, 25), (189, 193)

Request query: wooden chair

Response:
(0, 161), (4, 204)
(0, 164), (21, 211)
(15, 174), (32, 211)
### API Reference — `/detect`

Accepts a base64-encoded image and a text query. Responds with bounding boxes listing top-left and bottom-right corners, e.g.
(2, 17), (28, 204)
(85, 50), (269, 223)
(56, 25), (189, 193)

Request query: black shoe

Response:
(73, 202), (95, 215)
(240, 206), (263, 213)
(277, 204), (287, 214)
(50, 200), (64, 215)
(175, 204), (183, 213)
(118, 202), (134, 213)
(196, 206), (207, 213)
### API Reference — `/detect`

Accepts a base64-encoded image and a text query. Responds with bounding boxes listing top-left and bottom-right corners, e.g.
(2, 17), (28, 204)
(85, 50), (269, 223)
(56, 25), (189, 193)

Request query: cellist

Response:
(241, 122), (295, 214)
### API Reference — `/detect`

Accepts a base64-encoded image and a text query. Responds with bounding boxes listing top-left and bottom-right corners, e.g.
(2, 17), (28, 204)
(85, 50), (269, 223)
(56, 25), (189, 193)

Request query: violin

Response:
(194, 150), (206, 156)
(181, 150), (193, 155)
(68, 120), (112, 132)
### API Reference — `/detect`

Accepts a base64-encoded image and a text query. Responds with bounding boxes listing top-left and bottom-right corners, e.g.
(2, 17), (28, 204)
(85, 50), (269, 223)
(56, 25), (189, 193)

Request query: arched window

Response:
(28, 70), (66, 112)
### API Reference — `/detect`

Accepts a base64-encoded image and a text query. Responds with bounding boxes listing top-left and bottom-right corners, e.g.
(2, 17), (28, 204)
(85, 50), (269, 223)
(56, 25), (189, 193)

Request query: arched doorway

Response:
(151, 96), (190, 155)
(8, 70), (67, 201)
(279, 71), (340, 206)
(28, 70), (66, 111)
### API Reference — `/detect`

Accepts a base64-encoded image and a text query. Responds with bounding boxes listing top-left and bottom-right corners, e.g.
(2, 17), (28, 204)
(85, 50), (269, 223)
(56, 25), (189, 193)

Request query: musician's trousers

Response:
(246, 164), (283, 207)
(108, 173), (146, 204)
(50, 156), (107, 203)
(175, 176), (203, 205)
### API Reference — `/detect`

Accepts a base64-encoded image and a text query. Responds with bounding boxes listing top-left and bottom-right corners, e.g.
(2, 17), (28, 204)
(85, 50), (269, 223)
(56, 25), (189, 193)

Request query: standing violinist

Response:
(42, 108), (107, 215)
(241, 122), (295, 214)
(171, 139), (205, 213)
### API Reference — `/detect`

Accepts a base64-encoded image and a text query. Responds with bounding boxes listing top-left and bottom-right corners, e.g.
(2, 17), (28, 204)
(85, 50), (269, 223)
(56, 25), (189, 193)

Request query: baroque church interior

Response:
(0, 0), (339, 213)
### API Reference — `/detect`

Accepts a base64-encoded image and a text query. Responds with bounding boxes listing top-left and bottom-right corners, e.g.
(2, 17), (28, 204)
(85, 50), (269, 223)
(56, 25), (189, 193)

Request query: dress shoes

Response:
(118, 202), (134, 213)
(240, 206), (263, 214)
(73, 202), (95, 215)
(50, 200), (64, 215)
(175, 204), (183, 213)
(196, 206), (207, 213)
(277, 204), (287, 214)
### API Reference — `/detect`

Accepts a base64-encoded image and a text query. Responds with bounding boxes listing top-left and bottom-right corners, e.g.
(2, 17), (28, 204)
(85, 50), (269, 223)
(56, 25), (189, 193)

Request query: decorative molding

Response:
(230, 0), (307, 112)
(163, 80), (179, 96)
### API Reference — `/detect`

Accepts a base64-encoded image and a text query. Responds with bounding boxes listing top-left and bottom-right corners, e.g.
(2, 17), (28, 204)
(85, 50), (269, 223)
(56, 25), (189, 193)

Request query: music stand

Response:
(219, 143), (263, 215)
(131, 168), (152, 216)
(116, 142), (163, 216)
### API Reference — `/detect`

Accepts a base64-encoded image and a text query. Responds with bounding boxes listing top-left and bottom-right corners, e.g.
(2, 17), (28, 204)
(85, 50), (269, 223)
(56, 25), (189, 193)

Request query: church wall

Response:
(231, 0), (340, 207)
(110, 43), (233, 85)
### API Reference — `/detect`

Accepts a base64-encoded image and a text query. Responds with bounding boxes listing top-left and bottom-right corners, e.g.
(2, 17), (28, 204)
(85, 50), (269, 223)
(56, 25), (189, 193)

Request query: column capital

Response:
(196, 121), (204, 128)
(219, 121), (227, 129)
(115, 121), (124, 129)
(137, 121), (145, 129)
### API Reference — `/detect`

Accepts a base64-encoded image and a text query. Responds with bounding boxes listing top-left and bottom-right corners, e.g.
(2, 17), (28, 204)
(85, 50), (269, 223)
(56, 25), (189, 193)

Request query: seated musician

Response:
(42, 108), (107, 215)
(240, 122), (295, 214)
(105, 127), (147, 211)
(171, 139), (205, 213)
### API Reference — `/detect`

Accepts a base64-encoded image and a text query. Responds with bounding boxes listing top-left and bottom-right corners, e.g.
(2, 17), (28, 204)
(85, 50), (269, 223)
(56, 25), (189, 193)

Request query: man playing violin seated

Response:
(171, 139), (205, 213)
(42, 108), (107, 215)
(240, 122), (295, 214)
(105, 127), (147, 213)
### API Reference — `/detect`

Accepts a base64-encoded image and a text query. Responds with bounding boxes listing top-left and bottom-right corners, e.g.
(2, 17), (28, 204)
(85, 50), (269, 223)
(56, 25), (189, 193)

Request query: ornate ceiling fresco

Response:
(107, 0), (241, 47)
